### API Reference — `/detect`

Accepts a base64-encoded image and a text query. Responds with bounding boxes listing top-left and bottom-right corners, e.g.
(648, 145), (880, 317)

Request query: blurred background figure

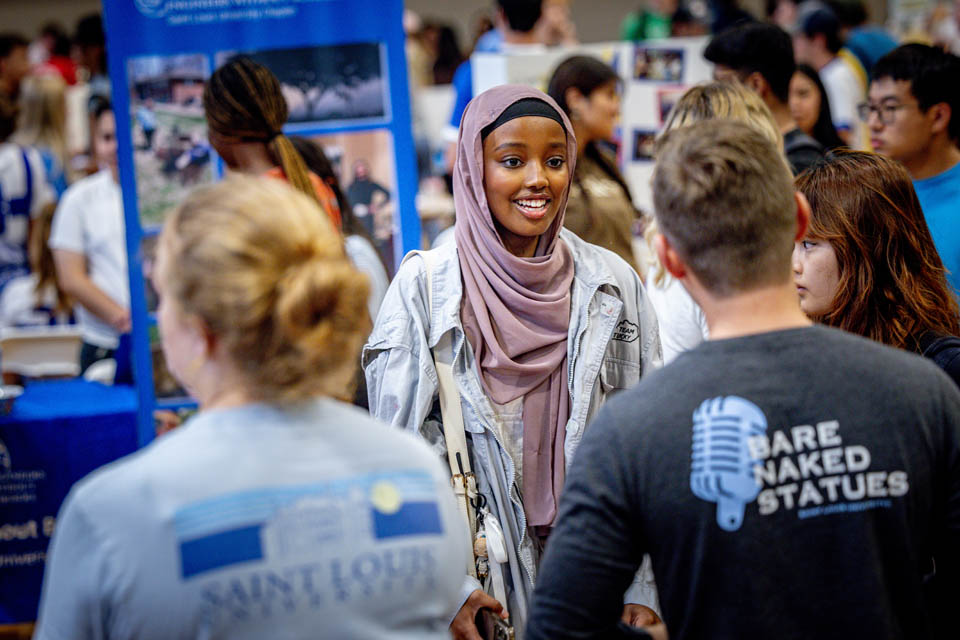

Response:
(791, 2), (865, 148)
(33, 24), (77, 86)
(428, 23), (466, 84)
(622, 0), (678, 40)
(931, 0), (960, 55)
(766, 0), (798, 29)
(72, 14), (109, 100)
(0, 33), (30, 106)
(670, 7), (709, 36)
(547, 55), (640, 272)
(35, 175), (469, 640)
(535, 0), (578, 46)
(789, 63), (846, 150)
(794, 150), (960, 389)
(0, 85), (55, 300)
(404, 9), (434, 90)
(49, 98), (128, 375)
(708, 0), (756, 33)
(826, 0), (896, 81)
(0, 202), (74, 333)
(13, 73), (70, 194)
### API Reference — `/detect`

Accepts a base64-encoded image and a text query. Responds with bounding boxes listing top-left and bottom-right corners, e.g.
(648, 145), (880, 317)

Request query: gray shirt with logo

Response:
(528, 326), (960, 640)
(35, 399), (469, 640)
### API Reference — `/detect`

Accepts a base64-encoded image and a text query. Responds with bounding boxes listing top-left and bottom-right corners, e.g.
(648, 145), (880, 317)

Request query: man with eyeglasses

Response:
(866, 44), (960, 297)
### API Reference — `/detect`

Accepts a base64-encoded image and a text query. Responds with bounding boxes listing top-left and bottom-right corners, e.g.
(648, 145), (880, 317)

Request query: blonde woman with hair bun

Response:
(35, 176), (470, 640)
(645, 81), (788, 364)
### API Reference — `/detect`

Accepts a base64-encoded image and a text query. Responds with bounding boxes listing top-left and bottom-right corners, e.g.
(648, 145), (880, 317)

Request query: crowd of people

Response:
(1, 0), (959, 639)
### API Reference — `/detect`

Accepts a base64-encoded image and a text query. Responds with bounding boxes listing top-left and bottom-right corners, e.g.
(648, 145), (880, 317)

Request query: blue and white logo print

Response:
(134, 0), (168, 18)
(690, 396), (767, 531)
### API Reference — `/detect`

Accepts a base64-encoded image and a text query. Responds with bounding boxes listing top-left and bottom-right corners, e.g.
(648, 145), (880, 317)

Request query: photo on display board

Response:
(216, 43), (388, 126)
(307, 129), (398, 273)
(658, 86), (686, 125)
(138, 233), (186, 400)
(634, 46), (685, 83)
(633, 129), (658, 161)
(126, 53), (213, 228)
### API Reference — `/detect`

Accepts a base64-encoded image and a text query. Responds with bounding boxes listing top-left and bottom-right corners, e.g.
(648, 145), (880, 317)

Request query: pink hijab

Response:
(453, 85), (577, 529)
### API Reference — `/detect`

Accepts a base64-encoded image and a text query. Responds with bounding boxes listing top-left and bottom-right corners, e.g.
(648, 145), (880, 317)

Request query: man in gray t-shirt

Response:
(527, 121), (960, 640)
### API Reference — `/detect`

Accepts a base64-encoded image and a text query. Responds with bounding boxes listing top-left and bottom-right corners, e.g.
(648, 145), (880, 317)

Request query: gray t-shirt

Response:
(35, 399), (469, 639)
(528, 326), (960, 639)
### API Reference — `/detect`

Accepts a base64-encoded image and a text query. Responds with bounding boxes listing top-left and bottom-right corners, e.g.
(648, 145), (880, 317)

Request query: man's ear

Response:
(745, 71), (768, 99)
(794, 191), (811, 241)
(928, 101), (952, 137)
(655, 232), (687, 280)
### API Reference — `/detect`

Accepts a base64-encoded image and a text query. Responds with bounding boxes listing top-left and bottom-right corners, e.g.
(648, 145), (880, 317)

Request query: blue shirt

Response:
(914, 161), (960, 297)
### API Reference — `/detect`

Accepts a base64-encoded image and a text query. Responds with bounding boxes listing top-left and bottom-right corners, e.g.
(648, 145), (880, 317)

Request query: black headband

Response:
(480, 98), (565, 141)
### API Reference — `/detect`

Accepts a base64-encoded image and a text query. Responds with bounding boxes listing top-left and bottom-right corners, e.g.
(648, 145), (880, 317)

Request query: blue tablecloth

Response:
(0, 379), (139, 623)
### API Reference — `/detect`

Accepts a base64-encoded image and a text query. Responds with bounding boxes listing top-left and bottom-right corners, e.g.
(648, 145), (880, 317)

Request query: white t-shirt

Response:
(820, 56), (865, 150)
(0, 143), (54, 286)
(48, 170), (128, 348)
(345, 234), (389, 321)
(35, 398), (469, 640)
(644, 266), (709, 365)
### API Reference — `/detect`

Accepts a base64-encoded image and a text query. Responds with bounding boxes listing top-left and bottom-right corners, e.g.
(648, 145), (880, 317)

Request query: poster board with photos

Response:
(102, 0), (418, 445)
(471, 37), (712, 215)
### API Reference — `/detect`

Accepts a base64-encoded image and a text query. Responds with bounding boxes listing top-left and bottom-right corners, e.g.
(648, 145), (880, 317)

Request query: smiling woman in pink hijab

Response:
(364, 85), (662, 638)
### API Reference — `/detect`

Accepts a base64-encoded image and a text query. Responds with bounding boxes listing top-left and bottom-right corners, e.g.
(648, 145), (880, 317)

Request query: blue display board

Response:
(102, 0), (419, 445)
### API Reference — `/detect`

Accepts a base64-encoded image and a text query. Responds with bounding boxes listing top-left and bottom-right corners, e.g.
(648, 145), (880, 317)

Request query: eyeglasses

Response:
(857, 102), (912, 125)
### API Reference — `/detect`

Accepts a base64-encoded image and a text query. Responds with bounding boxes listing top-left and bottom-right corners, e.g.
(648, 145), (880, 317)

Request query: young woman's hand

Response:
(450, 589), (507, 640)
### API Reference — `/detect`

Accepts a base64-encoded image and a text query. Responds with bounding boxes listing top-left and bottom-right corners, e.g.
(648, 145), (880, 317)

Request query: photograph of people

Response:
(363, 84), (662, 638)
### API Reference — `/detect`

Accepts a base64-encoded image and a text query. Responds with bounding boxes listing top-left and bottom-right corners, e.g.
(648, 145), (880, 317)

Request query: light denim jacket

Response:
(363, 229), (662, 632)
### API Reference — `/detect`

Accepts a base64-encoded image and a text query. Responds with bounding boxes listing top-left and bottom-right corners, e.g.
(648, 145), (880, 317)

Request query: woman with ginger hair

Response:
(34, 176), (468, 640)
(793, 150), (960, 385)
(644, 81), (788, 364)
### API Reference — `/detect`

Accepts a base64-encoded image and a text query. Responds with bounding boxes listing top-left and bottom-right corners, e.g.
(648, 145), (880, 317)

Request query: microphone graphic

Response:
(690, 396), (767, 532)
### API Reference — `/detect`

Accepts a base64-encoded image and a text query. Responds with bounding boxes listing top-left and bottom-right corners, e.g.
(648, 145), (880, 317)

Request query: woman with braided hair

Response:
(203, 55), (341, 229)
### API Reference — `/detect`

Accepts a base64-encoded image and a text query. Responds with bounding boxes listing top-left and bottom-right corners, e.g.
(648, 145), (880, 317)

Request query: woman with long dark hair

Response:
(789, 64), (846, 151)
(547, 55), (640, 272)
(793, 150), (960, 383)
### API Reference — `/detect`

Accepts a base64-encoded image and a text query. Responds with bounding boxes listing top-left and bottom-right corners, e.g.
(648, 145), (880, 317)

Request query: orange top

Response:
(264, 167), (343, 231)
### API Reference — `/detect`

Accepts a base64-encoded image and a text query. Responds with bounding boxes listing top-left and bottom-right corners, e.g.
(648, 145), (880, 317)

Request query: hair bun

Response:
(275, 249), (371, 357)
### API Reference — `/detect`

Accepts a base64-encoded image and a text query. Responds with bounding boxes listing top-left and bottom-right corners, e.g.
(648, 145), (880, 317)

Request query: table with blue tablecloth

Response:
(0, 379), (139, 624)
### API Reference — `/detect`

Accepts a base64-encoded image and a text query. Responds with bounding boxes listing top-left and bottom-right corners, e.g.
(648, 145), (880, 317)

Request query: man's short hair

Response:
(873, 44), (960, 143)
(704, 23), (795, 104)
(0, 34), (28, 59)
(497, 0), (542, 33)
(652, 120), (797, 297)
(796, 4), (843, 54)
